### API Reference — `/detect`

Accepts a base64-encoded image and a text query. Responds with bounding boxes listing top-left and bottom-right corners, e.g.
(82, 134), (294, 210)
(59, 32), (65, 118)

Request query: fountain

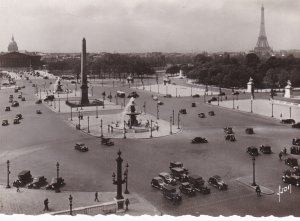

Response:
(126, 98), (141, 128)
(54, 77), (63, 93)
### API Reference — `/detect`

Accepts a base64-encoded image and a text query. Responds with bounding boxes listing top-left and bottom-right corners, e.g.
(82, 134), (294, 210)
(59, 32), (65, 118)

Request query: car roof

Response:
(171, 167), (185, 172)
(153, 176), (163, 180)
(181, 182), (189, 185)
(163, 184), (176, 191)
(18, 170), (31, 176)
(159, 172), (170, 176)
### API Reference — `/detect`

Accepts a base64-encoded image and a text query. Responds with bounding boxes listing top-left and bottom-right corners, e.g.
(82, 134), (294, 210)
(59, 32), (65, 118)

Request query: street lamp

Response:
(250, 98), (253, 113)
(124, 163), (129, 194)
(289, 106), (292, 118)
(156, 103), (159, 120)
(78, 111), (81, 129)
(232, 96), (235, 109)
(56, 162), (60, 180)
(170, 116), (172, 135)
(100, 119), (103, 138)
(252, 156), (256, 186)
(123, 121), (126, 139)
(177, 112), (180, 129)
(112, 150), (126, 209)
(58, 98), (61, 112)
(217, 95), (219, 106)
(70, 107), (73, 121)
(69, 195), (73, 215)
(271, 100), (274, 117)
(6, 160), (11, 188)
(150, 120), (153, 138)
(87, 116), (90, 133)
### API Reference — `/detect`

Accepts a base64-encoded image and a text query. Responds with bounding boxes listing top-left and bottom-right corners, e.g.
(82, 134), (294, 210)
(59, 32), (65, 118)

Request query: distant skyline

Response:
(0, 0), (299, 53)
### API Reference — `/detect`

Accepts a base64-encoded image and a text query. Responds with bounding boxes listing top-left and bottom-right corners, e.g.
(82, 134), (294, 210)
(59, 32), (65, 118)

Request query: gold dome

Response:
(8, 36), (18, 52)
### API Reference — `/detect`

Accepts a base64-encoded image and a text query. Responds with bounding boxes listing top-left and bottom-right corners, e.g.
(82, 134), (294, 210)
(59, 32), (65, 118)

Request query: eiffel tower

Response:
(254, 5), (272, 55)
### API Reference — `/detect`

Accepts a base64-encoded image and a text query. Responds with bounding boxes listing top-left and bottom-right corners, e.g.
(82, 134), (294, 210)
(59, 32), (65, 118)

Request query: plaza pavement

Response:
(210, 99), (300, 122)
(0, 185), (160, 216)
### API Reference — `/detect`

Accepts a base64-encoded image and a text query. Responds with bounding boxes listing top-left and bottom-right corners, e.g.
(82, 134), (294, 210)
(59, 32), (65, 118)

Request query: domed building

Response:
(8, 36), (18, 52)
(0, 35), (41, 69)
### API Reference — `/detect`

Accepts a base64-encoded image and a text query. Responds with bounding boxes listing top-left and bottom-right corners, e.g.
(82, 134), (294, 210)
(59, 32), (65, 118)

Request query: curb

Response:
(236, 177), (274, 195)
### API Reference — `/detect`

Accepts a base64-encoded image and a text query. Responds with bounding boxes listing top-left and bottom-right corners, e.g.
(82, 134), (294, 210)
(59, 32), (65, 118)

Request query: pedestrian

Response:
(255, 185), (261, 197)
(125, 198), (130, 211)
(16, 182), (20, 192)
(94, 192), (99, 202)
(279, 151), (283, 160)
(108, 124), (110, 133)
(43, 198), (49, 211)
(111, 126), (114, 133)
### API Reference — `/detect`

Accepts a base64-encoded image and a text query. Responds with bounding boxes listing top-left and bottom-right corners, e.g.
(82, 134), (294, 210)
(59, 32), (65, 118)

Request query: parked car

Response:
(170, 167), (189, 182)
(245, 128), (254, 134)
(5, 106), (11, 111)
(157, 101), (164, 105)
(293, 138), (300, 146)
(198, 113), (205, 118)
(169, 162), (188, 173)
(28, 176), (47, 189)
(2, 120), (9, 126)
(188, 174), (210, 194)
(16, 114), (23, 120)
(224, 127), (234, 134)
(225, 134), (236, 141)
(13, 118), (20, 124)
(21, 97), (26, 101)
(282, 170), (300, 187)
(35, 99), (42, 104)
(44, 95), (55, 102)
(164, 94), (172, 98)
(159, 172), (177, 185)
(151, 177), (165, 190)
(208, 111), (215, 116)
(218, 92), (226, 96)
(281, 119), (296, 124)
(9, 94), (13, 99)
(127, 91), (139, 98)
(179, 182), (196, 196)
(152, 96), (158, 101)
(179, 109), (187, 114)
(285, 158), (298, 168)
(191, 137), (208, 144)
(191, 102), (196, 107)
(18, 94), (22, 99)
(259, 145), (272, 154)
(192, 94), (200, 98)
(292, 123), (300, 129)
(162, 184), (182, 203)
(36, 110), (42, 114)
(46, 177), (65, 190)
(208, 175), (228, 190)
(11, 101), (19, 107)
(232, 91), (239, 95)
(209, 97), (217, 102)
(246, 146), (258, 156)
(13, 170), (33, 187)
(74, 143), (89, 152)
(290, 146), (300, 155)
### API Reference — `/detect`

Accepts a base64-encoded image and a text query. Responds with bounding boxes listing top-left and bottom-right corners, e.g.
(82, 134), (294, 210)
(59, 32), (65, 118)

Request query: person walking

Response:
(43, 198), (49, 211)
(125, 198), (130, 211)
(94, 192), (99, 202)
(256, 185), (261, 197)
(279, 151), (283, 160)
(16, 182), (20, 192)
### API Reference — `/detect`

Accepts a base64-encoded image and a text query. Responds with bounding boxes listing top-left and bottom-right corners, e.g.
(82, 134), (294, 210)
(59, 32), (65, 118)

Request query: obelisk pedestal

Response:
(284, 80), (293, 98)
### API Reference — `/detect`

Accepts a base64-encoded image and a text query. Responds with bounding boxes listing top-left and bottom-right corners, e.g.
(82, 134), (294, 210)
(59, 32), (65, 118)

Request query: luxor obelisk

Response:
(80, 38), (89, 105)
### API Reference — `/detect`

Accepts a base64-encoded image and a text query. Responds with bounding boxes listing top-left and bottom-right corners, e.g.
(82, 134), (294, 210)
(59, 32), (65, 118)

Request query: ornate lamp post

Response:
(170, 116), (172, 135)
(96, 105), (98, 118)
(172, 110), (175, 125)
(123, 121), (126, 139)
(112, 150), (126, 209)
(232, 96), (235, 109)
(252, 156), (256, 186)
(78, 111), (81, 129)
(70, 107), (73, 121)
(56, 162), (60, 180)
(87, 116), (90, 133)
(271, 100), (274, 117)
(156, 103), (159, 120)
(124, 163), (129, 194)
(250, 98), (253, 113)
(75, 82), (77, 96)
(58, 98), (61, 112)
(150, 120), (153, 138)
(217, 95), (220, 106)
(289, 106), (292, 118)
(177, 112), (180, 129)
(176, 88), (178, 98)
(6, 160), (11, 188)
(143, 102), (146, 114)
(69, 195), (73, 215)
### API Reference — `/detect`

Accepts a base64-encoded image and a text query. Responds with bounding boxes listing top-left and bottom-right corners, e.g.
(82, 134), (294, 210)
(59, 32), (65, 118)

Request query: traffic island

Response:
(236, 177), (274, 195)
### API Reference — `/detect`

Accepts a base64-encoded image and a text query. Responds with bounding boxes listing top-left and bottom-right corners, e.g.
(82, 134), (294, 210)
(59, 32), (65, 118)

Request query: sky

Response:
(0, 0), (299, 53)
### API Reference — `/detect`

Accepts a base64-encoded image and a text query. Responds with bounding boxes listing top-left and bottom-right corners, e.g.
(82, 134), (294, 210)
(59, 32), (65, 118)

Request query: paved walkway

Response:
(236, 177), (274, 195)
(0, 185), (160, 216)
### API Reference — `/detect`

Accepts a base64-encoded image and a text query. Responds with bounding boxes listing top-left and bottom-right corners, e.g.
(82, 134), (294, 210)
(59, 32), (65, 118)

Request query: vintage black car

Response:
(5, 106), (11, 111)
(225, 134), (236, 142)
(151, 177), (165, 190)
(159, 172), (177, 185)
(198, 113), (205, 118)
(232, 91), (239, 95)
(13, 170), (33, 187)
(169, 162), (188, 173)
(18, 94), (22, 99)
(36, 110), (42, 114)
(170, 167), (189, 182)
(157, 101), (164, 105)
(259, 145), (272, 154)
(282, 171), (300, 187)
(208, 111), (215, 116)
(281, 119), (296, 124)
(74, 143), (89, 152)
(179, 182), (196, 196)
(127, 91), (139, 98)
(164, 94), (172, 98)
(44, 95), (55, 102)
(292, 138), (300, 146)
(292, 123), (300, 129)
(245, 128), (254, 134)
(191, 102), (196, 107)
(13, 118), (20, 124)
(192, 94), (200, 98)
(189, 174), (210, 194)
(2, 120), (9, 126)
(191, 137), (208, 144)
(224, 127), (234, 134)
(179, 109), (187, 114)
(162, 184), (182, 203)
(46, 177), (65, 190)
(246, 146), (259, 156)
(21, 97), (26, 101)
(16, 114), (23, 120)
(35, 99), (42, 104)
(12, 101), (19, 107)
(209, 97), (217, 102)
(28, 176), (47, 189)
(285, 158), (298, 168)
(218, 92), (226, 96)
(208, 175), (228, 190)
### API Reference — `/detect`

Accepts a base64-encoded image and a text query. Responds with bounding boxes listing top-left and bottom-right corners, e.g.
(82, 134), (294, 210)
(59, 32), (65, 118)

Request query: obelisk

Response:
(80, 38), (89, 105)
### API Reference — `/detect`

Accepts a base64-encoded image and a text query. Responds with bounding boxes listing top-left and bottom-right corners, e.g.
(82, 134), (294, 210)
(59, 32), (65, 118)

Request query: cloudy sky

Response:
(0, 0), (299, 53)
